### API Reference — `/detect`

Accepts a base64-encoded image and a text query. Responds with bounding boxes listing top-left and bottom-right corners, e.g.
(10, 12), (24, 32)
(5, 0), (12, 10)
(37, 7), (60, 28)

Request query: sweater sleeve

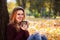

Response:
(24, 31), (29, 40)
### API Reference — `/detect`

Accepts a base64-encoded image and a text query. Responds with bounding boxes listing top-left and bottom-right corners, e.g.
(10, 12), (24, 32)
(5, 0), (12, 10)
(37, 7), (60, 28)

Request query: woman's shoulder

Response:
(8, 24), (13, 26)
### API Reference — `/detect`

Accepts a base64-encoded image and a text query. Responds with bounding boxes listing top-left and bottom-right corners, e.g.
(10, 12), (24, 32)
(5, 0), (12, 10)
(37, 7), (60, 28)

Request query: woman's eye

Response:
(17, 13), (24, 15)
(21, 14), (24, 15)
(18, 14), (20, 15)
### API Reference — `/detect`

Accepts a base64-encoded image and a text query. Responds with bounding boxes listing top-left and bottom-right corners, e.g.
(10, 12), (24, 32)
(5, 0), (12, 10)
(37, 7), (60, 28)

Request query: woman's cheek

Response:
(16, 17), (21, 22)
(21, 15), (24, 19)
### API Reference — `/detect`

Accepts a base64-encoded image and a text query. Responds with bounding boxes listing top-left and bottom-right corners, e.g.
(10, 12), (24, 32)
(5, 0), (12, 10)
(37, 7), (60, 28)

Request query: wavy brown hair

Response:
(8, 7), (25, 31)
(9, 7), (25, 24)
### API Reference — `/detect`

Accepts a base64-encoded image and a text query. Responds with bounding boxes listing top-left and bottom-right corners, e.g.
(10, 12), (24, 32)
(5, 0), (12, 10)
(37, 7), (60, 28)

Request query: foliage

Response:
(33, 11), (40, 18)
(7, 0), (60, 18)
(28, 19), (60, 40)
(7, 1), (17, 13)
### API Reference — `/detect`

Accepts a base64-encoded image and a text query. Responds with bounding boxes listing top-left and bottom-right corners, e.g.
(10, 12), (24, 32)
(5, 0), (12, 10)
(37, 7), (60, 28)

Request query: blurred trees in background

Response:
(0, 0), (9, 40)
(16, 0), (26, 8)
(15, 0), (54, 18)
(7, 1), (16, 13)
(7, 0), (60, 18)
(54, 0), (60, 18)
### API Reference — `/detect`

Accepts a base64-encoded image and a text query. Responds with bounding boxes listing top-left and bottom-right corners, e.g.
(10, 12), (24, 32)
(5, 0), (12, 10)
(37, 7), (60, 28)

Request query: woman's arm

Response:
(24, 31), (29, 40)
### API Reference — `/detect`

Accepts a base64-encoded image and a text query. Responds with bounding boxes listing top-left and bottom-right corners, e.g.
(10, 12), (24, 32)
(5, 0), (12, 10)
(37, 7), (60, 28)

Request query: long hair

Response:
(8, 7), (25, 31)
(9, 6), (25, 25)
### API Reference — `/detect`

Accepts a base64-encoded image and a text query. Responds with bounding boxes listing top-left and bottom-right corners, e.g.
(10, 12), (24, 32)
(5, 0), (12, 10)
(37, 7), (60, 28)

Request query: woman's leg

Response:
(33, 33), (42, 40)
(27, 32), (42, 40)
(41, 35), (47, 40)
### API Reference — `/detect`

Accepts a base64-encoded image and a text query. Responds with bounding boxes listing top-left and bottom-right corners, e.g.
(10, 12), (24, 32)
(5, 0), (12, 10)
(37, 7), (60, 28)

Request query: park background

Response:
(0, 0), (60, 40)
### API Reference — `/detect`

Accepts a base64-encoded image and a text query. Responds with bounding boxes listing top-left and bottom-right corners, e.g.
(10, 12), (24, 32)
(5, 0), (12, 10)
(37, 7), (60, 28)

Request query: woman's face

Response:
(16, 10), (24, 23)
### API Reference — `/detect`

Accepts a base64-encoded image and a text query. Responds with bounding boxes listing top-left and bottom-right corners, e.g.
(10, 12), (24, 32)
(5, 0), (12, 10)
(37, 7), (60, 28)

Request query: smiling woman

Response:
(7, 6), (29, 40)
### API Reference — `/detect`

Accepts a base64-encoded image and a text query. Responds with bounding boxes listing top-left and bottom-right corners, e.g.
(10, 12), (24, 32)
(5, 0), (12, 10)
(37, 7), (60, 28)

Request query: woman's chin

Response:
(19, 20), (23, 22)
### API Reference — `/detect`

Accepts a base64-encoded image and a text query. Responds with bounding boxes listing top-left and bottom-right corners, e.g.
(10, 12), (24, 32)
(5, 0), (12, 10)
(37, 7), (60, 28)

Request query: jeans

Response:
(41, 35), (47, 40)
(27, 32), (47, 40)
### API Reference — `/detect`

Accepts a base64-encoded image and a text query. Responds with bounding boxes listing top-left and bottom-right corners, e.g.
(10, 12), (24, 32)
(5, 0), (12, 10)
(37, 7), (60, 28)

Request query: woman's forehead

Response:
(17, 10), (24, 14)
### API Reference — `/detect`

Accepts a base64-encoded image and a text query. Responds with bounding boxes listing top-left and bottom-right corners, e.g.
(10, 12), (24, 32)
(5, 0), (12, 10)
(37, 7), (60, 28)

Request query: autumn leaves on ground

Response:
(26, 17), (60, 40)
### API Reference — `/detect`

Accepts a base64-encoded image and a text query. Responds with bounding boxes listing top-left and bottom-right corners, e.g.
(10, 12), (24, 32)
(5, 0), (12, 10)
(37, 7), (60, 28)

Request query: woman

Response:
(7, 6), (29, 40)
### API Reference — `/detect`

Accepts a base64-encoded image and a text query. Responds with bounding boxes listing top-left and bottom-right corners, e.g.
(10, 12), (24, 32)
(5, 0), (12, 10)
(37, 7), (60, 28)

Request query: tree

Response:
(16, 0), (26, 8)
(29, 0), (43, 13)
(7, 1), (16, 13)
(16, 0), (20, 6)
(21, 0), (26, 8)
(54, 0), (60, 18)
(0, 0), (9, 40)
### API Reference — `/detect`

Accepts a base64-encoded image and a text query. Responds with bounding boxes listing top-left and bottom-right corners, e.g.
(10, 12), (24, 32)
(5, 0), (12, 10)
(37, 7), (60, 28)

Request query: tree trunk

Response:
(0, 0), (9, 40)
(22, 0), (26, 8)
(16, 0), (26, 9)
(54, 0), (60, 18)
(16, 0), (21, 6)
